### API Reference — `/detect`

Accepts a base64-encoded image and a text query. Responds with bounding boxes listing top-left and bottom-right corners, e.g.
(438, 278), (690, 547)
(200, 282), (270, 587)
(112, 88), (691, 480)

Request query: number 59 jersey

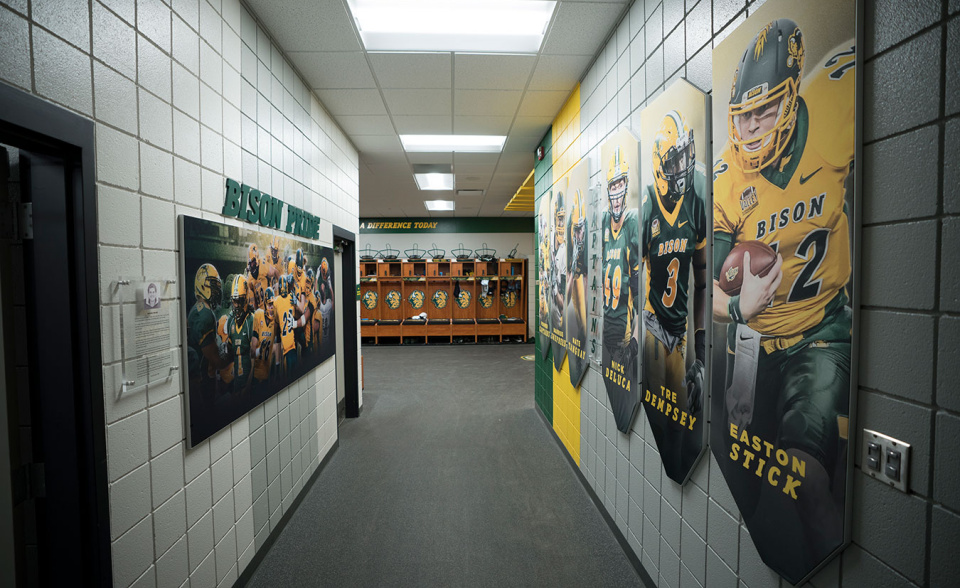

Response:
(713, 42), (855, 338)
(601, 208), (640, 346)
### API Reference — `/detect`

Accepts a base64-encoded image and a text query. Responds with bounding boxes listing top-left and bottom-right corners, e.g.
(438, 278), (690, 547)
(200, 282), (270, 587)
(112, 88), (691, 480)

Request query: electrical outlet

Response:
(862, 429), (910, 493)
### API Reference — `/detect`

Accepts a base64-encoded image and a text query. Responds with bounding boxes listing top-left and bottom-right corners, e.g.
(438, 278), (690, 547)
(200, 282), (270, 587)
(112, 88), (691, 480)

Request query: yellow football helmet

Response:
(554, 191), (566, 247)
(230, 274), (248, 320)
(319, 257), (330, 281)
(194, 263), (222, 308)
(728, 19), (803, 173)
(653, 110), (696, 203)
(263, 286), (276, 324)
(607, 147), (629, 222)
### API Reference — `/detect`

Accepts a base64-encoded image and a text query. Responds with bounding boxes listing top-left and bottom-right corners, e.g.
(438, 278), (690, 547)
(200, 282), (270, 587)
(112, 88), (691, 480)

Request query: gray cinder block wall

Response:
(0, 0), (358, 586)
(573, 0), (959, 587)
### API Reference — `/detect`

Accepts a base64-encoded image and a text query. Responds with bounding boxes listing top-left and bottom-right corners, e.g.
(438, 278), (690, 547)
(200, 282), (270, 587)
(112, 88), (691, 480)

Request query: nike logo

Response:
(739, 334), (751, 341)
(799, 167), (822, 184)
(678, 221), (688, 228)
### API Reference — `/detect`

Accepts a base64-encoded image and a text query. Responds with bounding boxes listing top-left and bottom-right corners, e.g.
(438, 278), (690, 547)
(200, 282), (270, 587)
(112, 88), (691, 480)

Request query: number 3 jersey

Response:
(713, 42), (855, 338)
(602, 208), (640, 347)
(641, 170), (707, 337)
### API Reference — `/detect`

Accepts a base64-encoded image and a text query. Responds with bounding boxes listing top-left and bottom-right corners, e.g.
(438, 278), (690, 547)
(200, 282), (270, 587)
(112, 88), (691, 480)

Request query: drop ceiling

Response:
(244, 0), (631, 217)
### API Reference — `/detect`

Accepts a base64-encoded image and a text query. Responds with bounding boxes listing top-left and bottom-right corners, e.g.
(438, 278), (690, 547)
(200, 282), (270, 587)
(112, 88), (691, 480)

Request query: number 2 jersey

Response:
(273, 292), (298, 356)
(713, 41), (855, 338)
(602, 208), (641, 347)
(642, 169), (707, 337)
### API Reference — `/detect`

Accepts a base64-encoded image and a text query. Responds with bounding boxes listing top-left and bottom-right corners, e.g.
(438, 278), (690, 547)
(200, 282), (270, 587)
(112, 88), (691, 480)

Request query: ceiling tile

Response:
(359, 150), (408, 165)
(289, 51), (375, 89)
(452, 116), (512, 135)
(351, 134), (402, 153)
(336, 115), (394, 135)
(454, 90), (522, 117)
(503, 135), (542, 153)
(528, 54), (594, 91)
(368, 53), (451, 89)
(517, 90), (571, 117)
(512, 115), (554, 137)
(454, 54), (536, 90)
(454, 152), (500, 165)
(316, 89), (387, 115)
(246, 0), (362, 52)
(542, 2), (626, 56)
(407, 152), (453, 164)
(392, 115), (452, 134)
(383, 89), (452, 116)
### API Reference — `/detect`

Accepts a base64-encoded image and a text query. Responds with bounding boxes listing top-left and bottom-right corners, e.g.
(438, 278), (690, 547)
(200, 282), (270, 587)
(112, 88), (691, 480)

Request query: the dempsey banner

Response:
(639, 79), (711, 486)
(709, 0), (857, 582)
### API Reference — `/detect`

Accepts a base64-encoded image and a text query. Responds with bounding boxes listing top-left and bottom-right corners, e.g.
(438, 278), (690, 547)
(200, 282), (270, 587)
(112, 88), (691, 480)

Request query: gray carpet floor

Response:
(246, 344), (643, 587)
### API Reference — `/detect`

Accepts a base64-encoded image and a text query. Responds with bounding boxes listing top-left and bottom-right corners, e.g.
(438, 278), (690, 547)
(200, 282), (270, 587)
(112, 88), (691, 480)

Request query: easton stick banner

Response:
(639, 79), (711, 485)
(600, 128), (642, 433)
(549, 184), (568, 370)
(537, 196), (553, 359)
(180, 216), (336, 447)
(710, 0), (857, 582)
(565, 161), (589, 388)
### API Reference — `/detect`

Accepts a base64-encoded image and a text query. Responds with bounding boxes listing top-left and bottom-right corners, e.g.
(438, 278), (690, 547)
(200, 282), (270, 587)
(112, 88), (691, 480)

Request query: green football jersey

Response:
(226, 312), (255, 388)
(602, 208), (640, 346)
(641, 170), (707, 336)
(187, 301), (218, 380)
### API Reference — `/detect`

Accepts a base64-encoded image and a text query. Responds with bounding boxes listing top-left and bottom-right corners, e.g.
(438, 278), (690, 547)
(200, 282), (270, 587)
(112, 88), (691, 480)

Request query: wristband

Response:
(728, 295), (746, 325)
(694, 329), (706, 363)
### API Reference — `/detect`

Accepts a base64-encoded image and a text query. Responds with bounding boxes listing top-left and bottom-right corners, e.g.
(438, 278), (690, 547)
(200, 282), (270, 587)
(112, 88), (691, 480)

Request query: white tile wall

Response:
(0, 0), (357, 584)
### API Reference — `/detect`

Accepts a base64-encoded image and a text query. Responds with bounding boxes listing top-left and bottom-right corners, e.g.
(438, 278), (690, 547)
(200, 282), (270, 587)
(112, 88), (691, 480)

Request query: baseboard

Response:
(535, 408), (655, 588)
(235, 439), (340, 587)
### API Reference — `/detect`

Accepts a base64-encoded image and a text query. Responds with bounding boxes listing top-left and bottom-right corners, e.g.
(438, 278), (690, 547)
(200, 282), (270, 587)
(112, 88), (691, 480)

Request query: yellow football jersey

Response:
(305, 289), (317, 345)
(714, 41), (855, 337)
(216, 315), (234, 384)
(247, 274), (269, 312)
(274, 294), (298, 355)
(252, 309), (275, 381)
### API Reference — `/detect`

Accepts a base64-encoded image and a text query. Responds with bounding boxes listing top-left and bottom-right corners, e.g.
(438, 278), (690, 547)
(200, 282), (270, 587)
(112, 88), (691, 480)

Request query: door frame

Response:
(332, 225), (360, 418)
(0, 82), (110, 584)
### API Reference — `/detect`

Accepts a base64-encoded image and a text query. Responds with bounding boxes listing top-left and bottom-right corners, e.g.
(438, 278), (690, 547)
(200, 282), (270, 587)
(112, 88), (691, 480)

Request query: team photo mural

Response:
(600, 129), (642, 434)
(564, 161), (589, 388)
(180, 215), (337, 447)
(639, 79), (711, 485)
(710, 0), (858, 582)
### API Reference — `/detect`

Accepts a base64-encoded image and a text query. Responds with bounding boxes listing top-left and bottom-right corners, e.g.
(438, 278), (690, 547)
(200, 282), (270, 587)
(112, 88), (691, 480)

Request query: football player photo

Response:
(180, 215), (337, 447)
(600, 128), (642, 434)
(537, 197), (552, 359)
(710, 0), (857, 582)
(639, 80), (710, 485)
(564, 161), (589, 388)
(550, 186), (568, 370)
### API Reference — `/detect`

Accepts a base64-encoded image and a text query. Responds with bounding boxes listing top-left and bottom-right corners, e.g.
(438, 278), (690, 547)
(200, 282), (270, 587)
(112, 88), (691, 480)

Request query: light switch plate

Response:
(862, 429), (910, 492)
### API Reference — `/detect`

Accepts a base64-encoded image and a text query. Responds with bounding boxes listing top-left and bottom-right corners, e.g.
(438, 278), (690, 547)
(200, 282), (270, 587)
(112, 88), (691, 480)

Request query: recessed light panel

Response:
(349, 0), (557, 53)
(424, 200), (455, 211)
(414, 173), (454, 190)
(400, 135), (506, 153)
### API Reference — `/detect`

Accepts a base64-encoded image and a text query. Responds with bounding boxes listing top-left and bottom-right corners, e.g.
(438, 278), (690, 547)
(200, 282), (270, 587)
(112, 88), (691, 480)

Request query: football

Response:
(718, 240), (778, 296)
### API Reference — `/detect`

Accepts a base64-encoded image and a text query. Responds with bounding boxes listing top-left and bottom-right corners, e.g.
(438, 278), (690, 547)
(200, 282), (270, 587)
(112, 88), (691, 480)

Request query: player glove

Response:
(685, 359), (704, 414)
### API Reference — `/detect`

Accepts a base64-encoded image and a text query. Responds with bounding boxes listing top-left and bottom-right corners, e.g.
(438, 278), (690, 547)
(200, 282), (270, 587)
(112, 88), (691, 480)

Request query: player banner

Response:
(180, 215), (337, 447)
(639, 79), (710, 485)
(710, 0), (857, 582)
(549, 185), (568, 370)
(565, 161), (589, 388)
(600, 128), (642, 433)
(537, 197), (552, 359)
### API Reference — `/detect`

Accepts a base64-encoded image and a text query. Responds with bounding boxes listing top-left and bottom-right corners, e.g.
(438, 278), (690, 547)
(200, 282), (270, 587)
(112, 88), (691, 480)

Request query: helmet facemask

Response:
(608, 176), (627, 222)
(659, 130), (696, 203)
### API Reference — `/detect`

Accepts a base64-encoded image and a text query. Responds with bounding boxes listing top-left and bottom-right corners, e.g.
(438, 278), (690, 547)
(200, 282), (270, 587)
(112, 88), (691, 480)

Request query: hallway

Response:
(246, 345), (642, 587)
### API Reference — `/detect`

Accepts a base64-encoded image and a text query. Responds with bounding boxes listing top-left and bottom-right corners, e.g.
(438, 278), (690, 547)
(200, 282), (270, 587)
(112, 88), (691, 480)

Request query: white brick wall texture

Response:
(0, 0), (358, 585)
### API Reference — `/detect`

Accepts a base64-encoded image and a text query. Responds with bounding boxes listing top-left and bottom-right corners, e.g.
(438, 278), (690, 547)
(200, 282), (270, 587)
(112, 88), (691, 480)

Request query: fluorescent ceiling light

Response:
(401, 135), (506, 153)
(414, 173), (454, 190)
(350, 0), (556, 53)
(424, 200), (455, 211)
